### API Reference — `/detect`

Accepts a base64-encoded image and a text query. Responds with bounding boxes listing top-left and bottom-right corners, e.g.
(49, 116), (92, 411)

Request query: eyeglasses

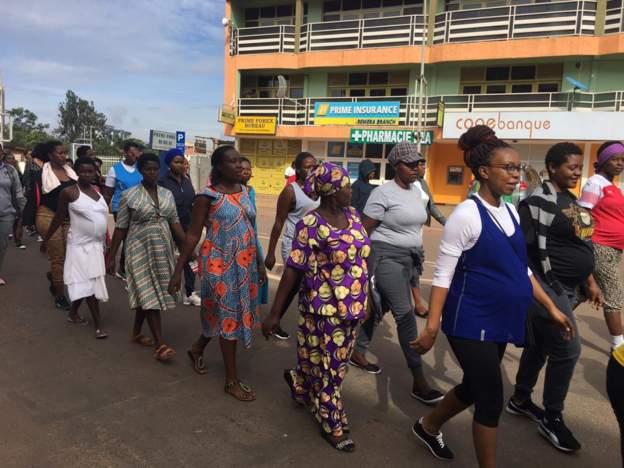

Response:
(488, 164), (522, 175)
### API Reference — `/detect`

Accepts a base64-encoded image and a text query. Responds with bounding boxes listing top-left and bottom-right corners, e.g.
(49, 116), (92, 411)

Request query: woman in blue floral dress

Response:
(263, 162), (371, 452)
(169, 146), (267, 402)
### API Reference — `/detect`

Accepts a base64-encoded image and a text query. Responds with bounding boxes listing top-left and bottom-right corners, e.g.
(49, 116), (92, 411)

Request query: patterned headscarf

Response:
(304, 162), (350, 200)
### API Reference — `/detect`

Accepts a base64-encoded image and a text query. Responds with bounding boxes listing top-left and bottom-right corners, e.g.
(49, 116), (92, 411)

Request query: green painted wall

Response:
(590, 61), (624, 91)
(427, 63), (462, 95)
(306, 71), (328, 96)
(308, 0), (323, 22)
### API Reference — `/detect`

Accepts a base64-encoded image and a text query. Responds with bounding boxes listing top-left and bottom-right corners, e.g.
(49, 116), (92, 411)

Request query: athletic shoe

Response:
(54, 296), (71, 311)
(349, 358), (382, 375)
(412, 417), (454, 460)
(538, 416), (581, 452)
(506, 398), (545, 423)
(16, 242), (26, 250)
(411, 389), (445, 406)
(0, 278), (6, 286)
(183, 292), (201, 307)
(272, 326), (290, 340)
(37, 235), (43, 242)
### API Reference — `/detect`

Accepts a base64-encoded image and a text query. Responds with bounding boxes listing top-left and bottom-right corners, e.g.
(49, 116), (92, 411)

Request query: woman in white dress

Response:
(41, 157), (109, 339)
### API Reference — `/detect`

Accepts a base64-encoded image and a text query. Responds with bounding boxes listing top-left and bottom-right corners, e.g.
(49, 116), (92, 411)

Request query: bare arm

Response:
(265, 185), (295, 270)
(411, 286), (449, 354)
(362, 214), (381, 237)
(169, 222), (186, 249)
(102, 185), (114, 209)
(40, 187), (75, 251)
(262, 266), (303, 338)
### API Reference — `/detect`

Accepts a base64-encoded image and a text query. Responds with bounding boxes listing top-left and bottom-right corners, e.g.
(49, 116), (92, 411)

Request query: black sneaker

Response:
(412, 417), (454, 460)
(54, 296), (71, 311)
(273, 327), (290, 340)
(506, 398), (545, 423)
(538, 416), (581, 452)
(411, 389), (445, 406)
(349, 358), (382, 375)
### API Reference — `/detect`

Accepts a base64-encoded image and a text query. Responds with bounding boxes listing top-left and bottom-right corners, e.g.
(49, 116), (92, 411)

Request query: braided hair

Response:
(458, 125), (511, 180)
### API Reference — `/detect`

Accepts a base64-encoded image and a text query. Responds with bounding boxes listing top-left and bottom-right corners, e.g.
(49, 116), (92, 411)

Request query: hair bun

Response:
(458, 125), (497, 154)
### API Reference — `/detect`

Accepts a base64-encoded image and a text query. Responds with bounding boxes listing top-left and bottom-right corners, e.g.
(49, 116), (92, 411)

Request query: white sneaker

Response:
(183, 292), (201, 307)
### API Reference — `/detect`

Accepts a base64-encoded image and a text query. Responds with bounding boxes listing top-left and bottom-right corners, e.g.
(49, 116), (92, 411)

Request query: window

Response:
(511, 65), (536, 80)
(328, 71), (408, 97)
(462, 85), (482, 94)
(511, 84), (533, 93)
(370, 88), (387, 96)
(369, 72), (389, 85)
(349, 89), (366, 97)
(486, 66), (509, 81)
(486, 85), (506, 94)
(366, 143), (384, 158)
(447, 166), (464, 185)
(390, 87), (408, 96)
(240, 74), (305, 99)
(245, 3), (308, 27)
(328, 141), (346, 157)
(349, 73), (367, 86)
(323, 0), (422, 20)
(346, 142), (364, 158)
(538, 83), (559, 93)
(460, 63), (563, 95)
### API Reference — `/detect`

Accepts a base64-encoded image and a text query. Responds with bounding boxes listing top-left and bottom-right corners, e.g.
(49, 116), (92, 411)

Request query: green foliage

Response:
(55, 90), (107, 143)
(7, 107), (51, 148)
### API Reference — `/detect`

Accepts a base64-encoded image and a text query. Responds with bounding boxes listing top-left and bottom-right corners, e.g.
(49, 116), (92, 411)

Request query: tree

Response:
(55, 90), (107, 143)
(7, 107), (51, 148)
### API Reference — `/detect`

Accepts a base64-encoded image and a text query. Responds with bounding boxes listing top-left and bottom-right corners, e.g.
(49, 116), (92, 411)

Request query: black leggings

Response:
(447, 336), (507, 428)
(607, 356), (624, 467)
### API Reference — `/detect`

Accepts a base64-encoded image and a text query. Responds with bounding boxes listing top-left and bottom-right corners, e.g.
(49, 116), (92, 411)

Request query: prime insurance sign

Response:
(443, 111), (624, 140)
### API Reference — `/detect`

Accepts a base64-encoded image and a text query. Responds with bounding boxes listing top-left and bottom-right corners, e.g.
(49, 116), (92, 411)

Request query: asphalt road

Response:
(0, 194), (620, 468)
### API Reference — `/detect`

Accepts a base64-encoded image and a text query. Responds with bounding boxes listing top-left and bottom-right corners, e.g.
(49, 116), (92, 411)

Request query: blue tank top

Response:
(442, 196), (533, 345)
(111, 162), (143, 213)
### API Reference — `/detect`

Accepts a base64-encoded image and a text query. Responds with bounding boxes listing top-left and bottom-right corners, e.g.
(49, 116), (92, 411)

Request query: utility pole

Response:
(416, 0), (427, 153)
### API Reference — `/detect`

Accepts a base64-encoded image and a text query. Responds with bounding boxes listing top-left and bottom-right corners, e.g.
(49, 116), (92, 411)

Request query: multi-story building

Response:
(222, 0), (624, 202)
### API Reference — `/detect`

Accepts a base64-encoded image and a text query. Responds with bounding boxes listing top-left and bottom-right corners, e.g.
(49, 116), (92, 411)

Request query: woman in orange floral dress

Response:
(169, 146), (267, 401)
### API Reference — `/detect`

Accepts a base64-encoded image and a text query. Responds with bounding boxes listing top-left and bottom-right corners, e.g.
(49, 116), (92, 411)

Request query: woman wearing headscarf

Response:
(349, 141), (443, 404)
(263, 162), (370, 452)
(579, 141), (624, 349)
(36, 141), (77, 309)
(0, 150), (26, 285)
(158, 148), (199, 306)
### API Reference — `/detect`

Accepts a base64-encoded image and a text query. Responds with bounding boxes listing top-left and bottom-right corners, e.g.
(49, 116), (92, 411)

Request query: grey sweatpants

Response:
(513, 277), (581, 417)
(0, 215), (15, 274)
(355, 251), (423, 376)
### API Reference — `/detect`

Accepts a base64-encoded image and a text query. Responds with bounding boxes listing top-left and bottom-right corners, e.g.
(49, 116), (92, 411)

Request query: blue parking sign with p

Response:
(176, 131), (185, 154)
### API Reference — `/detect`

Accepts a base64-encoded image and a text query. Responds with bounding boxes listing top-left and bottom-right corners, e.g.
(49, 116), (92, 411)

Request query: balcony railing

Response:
(606, 0), (624, 34)
(236, 91), (624, 128)
(229, 0), (624, 55)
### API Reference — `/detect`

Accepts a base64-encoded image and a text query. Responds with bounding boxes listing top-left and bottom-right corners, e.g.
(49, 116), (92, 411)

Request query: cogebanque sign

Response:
(443, 111), (624, 140)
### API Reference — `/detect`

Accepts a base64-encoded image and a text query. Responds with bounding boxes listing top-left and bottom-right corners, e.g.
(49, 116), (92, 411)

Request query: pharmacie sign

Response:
(443, 111), (624, 140)
(350, 129), (433, 145)
(234, 116), (277, 135)
(314, 101), (400, 125)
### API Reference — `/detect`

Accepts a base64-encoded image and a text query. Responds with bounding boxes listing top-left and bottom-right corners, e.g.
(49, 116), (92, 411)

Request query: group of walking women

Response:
(3, 130), (623, 466)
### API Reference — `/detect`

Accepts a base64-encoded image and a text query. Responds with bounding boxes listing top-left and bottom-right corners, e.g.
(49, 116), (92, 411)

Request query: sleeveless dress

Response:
(281, 182), (319, 264)
(199, 186), (261, 348)
(64, 189), (109, 302)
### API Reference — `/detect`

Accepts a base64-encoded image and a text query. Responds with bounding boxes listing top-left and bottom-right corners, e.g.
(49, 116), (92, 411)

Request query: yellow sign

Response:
(234, 116), (277, 135)
(218, 107), (236, 125)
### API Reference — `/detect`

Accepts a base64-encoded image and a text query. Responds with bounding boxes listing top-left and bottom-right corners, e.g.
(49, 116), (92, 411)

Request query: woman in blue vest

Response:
(410, 125), (574, 467)
(103, 141), (143, 279)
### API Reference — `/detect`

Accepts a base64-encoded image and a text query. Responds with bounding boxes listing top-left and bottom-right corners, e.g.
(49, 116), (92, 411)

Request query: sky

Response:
(0, 0), (227, 144)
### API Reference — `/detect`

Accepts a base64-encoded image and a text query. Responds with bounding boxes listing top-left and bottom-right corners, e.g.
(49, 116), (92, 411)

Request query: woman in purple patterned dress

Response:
(263, 162), (370, 452)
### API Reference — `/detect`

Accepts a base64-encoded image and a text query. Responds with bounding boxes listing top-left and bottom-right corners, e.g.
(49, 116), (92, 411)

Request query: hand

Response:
(257, 263), (268, 286)
(410, 326), (438, 355)
(548, 307), (575, 341)
(586, 280), (603, 310)
(264, 252), (276, 271)
(262, 314), (279, 340)
(106, 255), (116, 276)
(168, 272), (182, 297)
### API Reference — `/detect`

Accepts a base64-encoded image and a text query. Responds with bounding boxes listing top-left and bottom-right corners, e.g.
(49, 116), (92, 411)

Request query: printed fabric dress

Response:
(198, 186), (261, 348)
(286, 207), (371, 436)
(115, 185), (179, 310)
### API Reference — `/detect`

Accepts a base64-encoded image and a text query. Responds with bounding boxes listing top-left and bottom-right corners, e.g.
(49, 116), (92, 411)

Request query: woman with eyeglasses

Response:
(411, 126), (572, 467)
(349, 141), (443, 404)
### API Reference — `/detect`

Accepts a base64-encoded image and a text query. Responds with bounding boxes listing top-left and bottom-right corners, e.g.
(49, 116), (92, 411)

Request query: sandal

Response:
(187, 350), (207, 375)
(95, 329), (108, 339)
(320, 430), (356, 452)
(283, 370), (305, 407)
(131, 334), (154, 347)
(67, 315), (88, 325)
(224, 380), (256, 402)
(154, 344), (176, 361)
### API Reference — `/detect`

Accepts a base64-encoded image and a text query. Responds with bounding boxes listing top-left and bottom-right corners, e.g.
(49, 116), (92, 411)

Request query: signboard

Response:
(350, 129), (433, 145)
(176, 131), (185, 154)
(443, 111), (624, 140)
(194, 137), (207, 154)
(314, 101), (400, 125)
(234, 116), (277, 135)
(436, 102), (445, 127)
(150, 130), (176, 151)
(218, 107), (236, 125)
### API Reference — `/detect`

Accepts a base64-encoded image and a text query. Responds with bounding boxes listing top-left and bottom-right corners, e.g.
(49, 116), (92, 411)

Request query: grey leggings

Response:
(0, 216), (14, 274)
(355, 251), (423, 376)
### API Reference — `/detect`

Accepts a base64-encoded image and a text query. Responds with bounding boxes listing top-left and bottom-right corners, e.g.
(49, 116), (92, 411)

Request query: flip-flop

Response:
(154, 344), (176, 361)
(224, 380), (256, 402)
(320, 430), (356, 452)
(187, 350), (207, 375)
(67, 316), (88, 325)
(131, 334), (154, 347)
(95, 329), (108, 339)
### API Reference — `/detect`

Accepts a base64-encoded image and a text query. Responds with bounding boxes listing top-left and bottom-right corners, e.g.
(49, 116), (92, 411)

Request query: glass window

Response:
(511, 65), (536, 80)
(486, 66), (510, 81)
(324, 0), (341, 12)
(328, 141), (346, 157)
(245, 8), (259, 20)
(277, 5), (293, 16)
(330, 88), (347, 97)
(511, 84), (533, 93)
(384, 0), (402, 5)
(486, 84), (506, 94)
(363, 0), (382, 7)
(343, 0), (362, 10)
(290, 88), (304, 98)
(447, 166), (464, 185)
(349, 73), (367, 85)
(538, 83), (559, 93)
(385, 163), (396, 180)
(370, 88), (387, 96)
(259, 90), (272, 98)
(384, 143), (396, 157)
(366, 143), (384, 158)
(258, 76), (274, 87)
(369, 72), (389, 85)
(462, 85), (482, 94)
(390, 87), (408, 96)
(349, 89), (366, 97)
(346, 143), (364, 158)
(260, 6), (275, 18)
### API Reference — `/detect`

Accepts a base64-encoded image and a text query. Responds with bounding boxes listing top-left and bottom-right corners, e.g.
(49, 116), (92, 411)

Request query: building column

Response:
(295, 0), (303, 53)
(595, 0), (607, 35)
(427, 0), (439, 45)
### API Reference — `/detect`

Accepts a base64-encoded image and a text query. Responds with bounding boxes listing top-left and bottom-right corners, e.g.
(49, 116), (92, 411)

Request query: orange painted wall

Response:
(427, 143), (470, 205)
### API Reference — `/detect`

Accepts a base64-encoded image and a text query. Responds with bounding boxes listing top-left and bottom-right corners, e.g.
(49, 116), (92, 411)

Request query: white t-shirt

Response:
(578, 174), (612, 209)
(104, 161), (137, 189)
(432, 193), (531, 288)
